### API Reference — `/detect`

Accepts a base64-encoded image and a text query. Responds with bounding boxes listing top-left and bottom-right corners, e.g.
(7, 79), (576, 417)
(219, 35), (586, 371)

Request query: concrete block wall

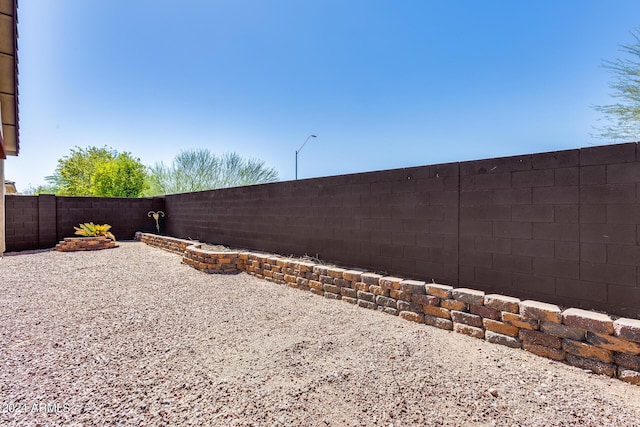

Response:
(4, 195), (39, 252)
(5, 195), (165, 251)
(54, 196), (164, 242)
(165, 143), (640, 318)
(459, 145), (640, 318)
(166, 163), (460, 287)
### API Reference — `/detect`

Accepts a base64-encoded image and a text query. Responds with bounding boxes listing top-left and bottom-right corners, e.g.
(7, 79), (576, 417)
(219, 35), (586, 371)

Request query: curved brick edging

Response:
(55, 236), (118, 252)
(136, 232), (640, 387)
(183, 245), (242, 273)
(135, 232), (243, 273)
(135, 232), (193, 255)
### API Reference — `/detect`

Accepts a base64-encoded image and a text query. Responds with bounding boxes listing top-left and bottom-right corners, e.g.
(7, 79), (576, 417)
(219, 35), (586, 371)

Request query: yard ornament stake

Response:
(148, 211), (165, 233)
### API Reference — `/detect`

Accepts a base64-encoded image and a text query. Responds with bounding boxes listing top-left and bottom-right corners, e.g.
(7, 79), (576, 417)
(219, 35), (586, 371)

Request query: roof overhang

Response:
(0, 0), (18, 159)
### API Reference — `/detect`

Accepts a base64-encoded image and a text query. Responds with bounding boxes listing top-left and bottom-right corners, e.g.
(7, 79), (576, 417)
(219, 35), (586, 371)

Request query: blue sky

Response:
(7, 1), (640, 190)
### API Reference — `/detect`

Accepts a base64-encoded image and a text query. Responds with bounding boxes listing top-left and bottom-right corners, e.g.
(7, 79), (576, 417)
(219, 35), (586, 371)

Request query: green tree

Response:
(593, 28), (640, 141)
(47, 146), (148, 197)
(146, 149), (279, 195)
(22, 183), (59, 195)
(93, 152), (148, 197)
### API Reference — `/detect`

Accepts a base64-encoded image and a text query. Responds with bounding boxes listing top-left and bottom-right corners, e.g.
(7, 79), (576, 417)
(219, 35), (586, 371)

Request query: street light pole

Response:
(295, 134), (316, 180)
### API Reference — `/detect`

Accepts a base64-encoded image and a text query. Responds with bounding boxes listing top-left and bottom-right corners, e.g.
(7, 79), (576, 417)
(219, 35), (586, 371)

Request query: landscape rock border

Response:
(55, 236), (117, 252)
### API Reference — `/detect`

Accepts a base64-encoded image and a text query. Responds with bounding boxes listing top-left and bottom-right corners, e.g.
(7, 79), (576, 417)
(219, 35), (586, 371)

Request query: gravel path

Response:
(1, 242), (640, 426)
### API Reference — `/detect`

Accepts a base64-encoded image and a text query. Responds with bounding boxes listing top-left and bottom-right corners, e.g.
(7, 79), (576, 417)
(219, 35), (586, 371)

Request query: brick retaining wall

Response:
(139, 232), (640, 387)
(55, 236), (117, 252)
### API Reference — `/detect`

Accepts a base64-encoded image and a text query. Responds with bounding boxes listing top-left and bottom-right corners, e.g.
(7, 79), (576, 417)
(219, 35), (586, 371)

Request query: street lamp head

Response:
(296, 134), (318, 180)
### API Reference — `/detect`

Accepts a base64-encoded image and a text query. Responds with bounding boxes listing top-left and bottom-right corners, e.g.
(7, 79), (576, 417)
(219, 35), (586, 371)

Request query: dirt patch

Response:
(0, 242), (639, 426)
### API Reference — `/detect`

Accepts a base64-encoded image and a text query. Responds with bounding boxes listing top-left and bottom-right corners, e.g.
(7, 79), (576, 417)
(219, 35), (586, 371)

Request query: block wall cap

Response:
(562, 308), (614, 335)
(614, 318), (640, 343)
(484, 294), (521, 313)
(451, 288), (485, 306)
(399, 279), (426, 294)
(426, 283), (453, 298)
(520, 300), (562, 323)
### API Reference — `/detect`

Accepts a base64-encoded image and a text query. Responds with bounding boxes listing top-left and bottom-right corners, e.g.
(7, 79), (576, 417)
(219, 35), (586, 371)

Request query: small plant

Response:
(74, 222), (116, 241)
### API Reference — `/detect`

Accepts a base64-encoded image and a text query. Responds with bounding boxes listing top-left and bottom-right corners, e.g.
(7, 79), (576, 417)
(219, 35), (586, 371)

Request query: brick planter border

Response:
(137, 232), (640, 387)
(55, 236), (118, 252)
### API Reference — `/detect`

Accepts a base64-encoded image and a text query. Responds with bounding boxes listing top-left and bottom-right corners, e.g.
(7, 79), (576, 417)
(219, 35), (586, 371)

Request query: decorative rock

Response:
(389, 289), (413, 301)
(399, 311), (424, 323)
(342, 296), (358, 305)
(502, 312), (538, 330)
(369, 285), (389, 296)
(451, 288), (485, 306)
(613, 318), (640, 343)
(451, 311), (483, 328)
(308, 280), (323, 290)
(55, 236), (118, 252)
(441, 299), (467, 311)
(360, 273), (383, 286)
(396, 300), (422, 313)
(319, 275), (334, 284)
(424, 315), (453, 330)
(483, 318), (519, 337)
(614, 353), (640, 371)
(562, 308), (614, 335)
(483, 294), (520, 313)
(426, 283), (453, 299)
(357, 300), (377, 310)
(523, 343), (566, 361)
(399, 279), (426, 294)
(356, 291), (375, 302)
(313, 265), (329, 276)
(485, 331), (521, 349)
(562, 339), (613, 363)
(379, 277), (403, 290)
(375, 295), (397, 308)
(342, 270), (363, 282)
(470, 304), (500, 321)
(520, 300), (562, 324)
(323, 284), (340, 294)
(453, 323), (485, 339)
(354, 282), (369, 292)
(296, 261), (316, 273)
(333, 278), (351, 288)
(327, 267), (347, 278)
(519, 330), (562, 349)
(379, 306), (398, 316)
(411, 294), (439, 306)
(565, 354), (616, 377)
(586, 331), (640, 355)
(618, 369), (640, 385)
(540, 321), (585, 341)
(423, 305), (451, 319)
(340, 287), (358, 298)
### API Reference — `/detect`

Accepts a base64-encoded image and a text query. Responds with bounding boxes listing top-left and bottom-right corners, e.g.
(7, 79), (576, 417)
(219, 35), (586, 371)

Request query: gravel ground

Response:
(1, 242), (640, 427)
